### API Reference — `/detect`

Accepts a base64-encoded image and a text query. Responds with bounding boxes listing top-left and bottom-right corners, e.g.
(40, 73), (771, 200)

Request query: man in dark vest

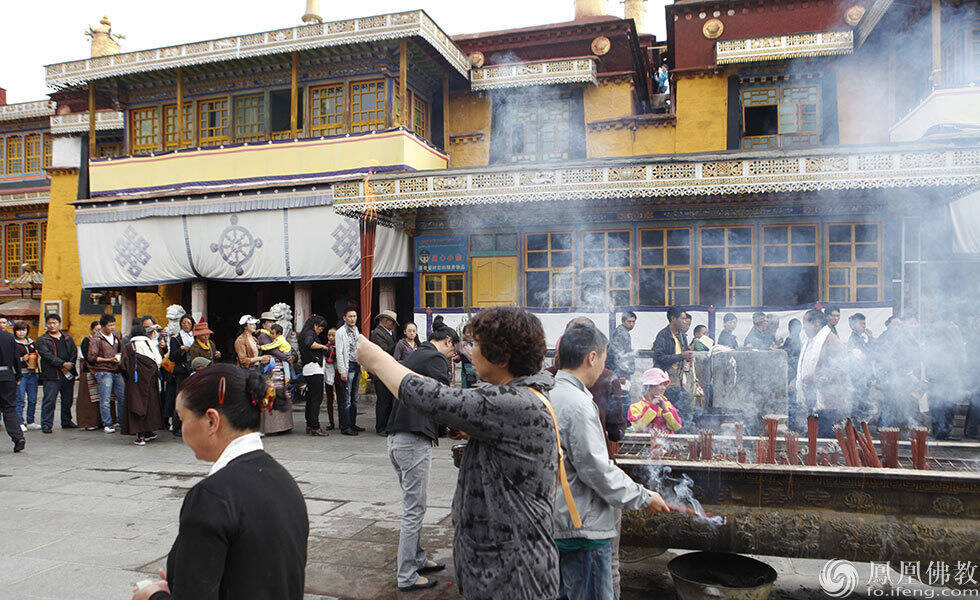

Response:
(370, 310), (398, 435)
(0, 322), (24, 452)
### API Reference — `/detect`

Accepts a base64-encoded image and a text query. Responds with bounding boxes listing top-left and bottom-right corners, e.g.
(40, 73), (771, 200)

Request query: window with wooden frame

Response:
(497, 89), (575, 164)
(411, 92), (427, 139)
(39, 222), (46, 270)
(639, 228), (693, 306)
(310, 84), (344, 137)
(97, 143), (123, 158)
(423, 273), (464, 308)
(5, 223), (20, 280)
(350, 80), (385, 133)
(580, 230), (632, 307)
(699, 226), (754, 307)
(5, 136), (23, 175)
(163, 102), (194, 150)
(43, 134), (52, 168)
(525, 232), (574, 308)
(233, 94), (266, 142)
(198, 98), (230, 145)
(130, 107), (160, 153)
(741, 82), (819, 149)
(762, 224), (819, 306)
(827, 223), (881, 302)
(23, 222), (38, 270)
(23, 134), (42, 173)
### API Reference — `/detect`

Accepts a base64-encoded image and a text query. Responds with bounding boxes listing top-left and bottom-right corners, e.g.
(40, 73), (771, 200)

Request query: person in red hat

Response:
(187, 322), (220, 366)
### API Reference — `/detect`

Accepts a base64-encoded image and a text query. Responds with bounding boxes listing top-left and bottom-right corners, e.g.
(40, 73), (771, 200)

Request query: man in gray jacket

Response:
(552, 323), (669, 600)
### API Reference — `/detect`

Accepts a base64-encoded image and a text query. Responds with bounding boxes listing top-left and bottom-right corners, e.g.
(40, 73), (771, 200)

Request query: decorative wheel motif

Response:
(210, 215), (263, 276)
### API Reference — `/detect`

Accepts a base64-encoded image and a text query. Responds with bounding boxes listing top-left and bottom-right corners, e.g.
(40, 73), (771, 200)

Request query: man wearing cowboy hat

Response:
(370, 310), (399, 435)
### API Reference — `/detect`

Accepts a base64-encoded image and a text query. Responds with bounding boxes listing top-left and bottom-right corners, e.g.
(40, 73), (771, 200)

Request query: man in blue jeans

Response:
(334, 307), (364, 436)
(36, 313), (77, 433)
(551, 323), (669, 600)
(87, 314), (125, 433)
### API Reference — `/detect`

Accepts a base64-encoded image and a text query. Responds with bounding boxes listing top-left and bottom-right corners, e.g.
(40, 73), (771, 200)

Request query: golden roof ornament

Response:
(86, 16), (125, 58)
(845, 5), (866, 26)
(469, 52), (485, 68)
(302, 0), (323, 24)
(591, 36), (611, 56)
(703, 19), (724, 39)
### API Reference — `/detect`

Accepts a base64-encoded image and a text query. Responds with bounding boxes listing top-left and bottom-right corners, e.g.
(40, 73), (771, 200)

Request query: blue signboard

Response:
(416, 235), (467, 273)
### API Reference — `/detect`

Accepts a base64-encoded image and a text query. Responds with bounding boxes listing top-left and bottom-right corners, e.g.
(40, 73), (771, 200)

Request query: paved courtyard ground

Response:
(0, 399), (965, 599)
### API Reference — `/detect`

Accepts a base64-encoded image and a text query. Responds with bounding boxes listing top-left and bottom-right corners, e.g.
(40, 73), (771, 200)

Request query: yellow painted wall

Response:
(135, 284), (184, 329)
(446, 92), (491, 168)
(673, 74), (728, 153)
(40, 171), (91, 341)
(584, 80), (634, 121)
(587, 125), (677, 157)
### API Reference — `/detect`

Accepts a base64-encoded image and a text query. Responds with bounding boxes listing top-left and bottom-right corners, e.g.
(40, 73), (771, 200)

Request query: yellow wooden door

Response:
(471, 256), (518, 307)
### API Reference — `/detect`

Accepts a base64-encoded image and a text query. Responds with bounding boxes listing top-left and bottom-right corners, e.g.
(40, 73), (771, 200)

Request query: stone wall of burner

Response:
(619, 461), (979, 581)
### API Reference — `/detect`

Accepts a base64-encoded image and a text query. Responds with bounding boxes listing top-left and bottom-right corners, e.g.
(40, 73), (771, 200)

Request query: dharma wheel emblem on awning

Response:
(210, 215), (263, 276)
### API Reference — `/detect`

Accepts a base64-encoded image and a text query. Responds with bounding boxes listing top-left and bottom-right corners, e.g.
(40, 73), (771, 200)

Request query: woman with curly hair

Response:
(357, 306), (559, 599)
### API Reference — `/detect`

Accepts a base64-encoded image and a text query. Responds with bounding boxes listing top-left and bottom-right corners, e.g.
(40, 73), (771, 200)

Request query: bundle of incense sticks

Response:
(666, 503), (721, 519)
(844, 420), (865, 467)
(737, 449), (747, 463)
(785, 432), (799, 465)
(688, 441), (699, 461)
(763, 415), (779, 465)
(755, 439), (768, 464)
(859, 421), (882, 468)
(819, 453), (829, 466)
(910, 426), (929, 470)
(879, 427), (900, 468)
(807, 414), (819, 466)
(699, 430), (714, 461)
(735, 421), (744, 449)
(833, 424), (857, 466)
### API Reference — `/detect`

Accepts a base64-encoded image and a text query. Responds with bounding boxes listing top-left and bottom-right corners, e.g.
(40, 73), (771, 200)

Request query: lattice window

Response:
(742, 82), (820, 150)
(412, 92), (427, 139)
(350, 80), (385, 133)
(43, 134), (52, 168)
(580, 230), (632, 307)
(311, 84), (344, 136)
(98, 143), (123, 158)
(23, 222), (38, 270)
(699, 226), (754, 307)
(497, 89), (575, 164)
(24, 134), (41, 173)
(762, 224), (819, 305)
(198, 98), (230, 145)
(5, 224), (20, 280)
(639, 228), (692, 306)
(525, 232), (574, 308)
(233, 94), (266, 142)
(827, 223), (881, 302)
(39, 222), (46, 270)
(5, 136), (23, 175)
(423, 273), (464, 308)
(130, 107), (160, 153)
(163, 102), (194, 149)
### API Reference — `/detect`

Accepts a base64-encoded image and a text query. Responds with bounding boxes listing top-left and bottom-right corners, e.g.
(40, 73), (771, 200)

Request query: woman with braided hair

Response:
(131, 364), (308, 600)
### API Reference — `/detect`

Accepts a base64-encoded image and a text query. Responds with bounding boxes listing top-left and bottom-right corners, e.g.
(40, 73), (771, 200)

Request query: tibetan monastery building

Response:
(40, 1), (980, 347)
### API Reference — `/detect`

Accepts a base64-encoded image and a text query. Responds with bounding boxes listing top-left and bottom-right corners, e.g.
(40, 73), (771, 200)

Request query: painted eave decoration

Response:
(49, 110), (125, 134)
(470, 57), (598, 91)
(715, 30), (854, 65)
(0, 100), (57, 122)
(44, 10), (470, 88)
(330, 144), (980, 213)
(0, 191), (50, 208)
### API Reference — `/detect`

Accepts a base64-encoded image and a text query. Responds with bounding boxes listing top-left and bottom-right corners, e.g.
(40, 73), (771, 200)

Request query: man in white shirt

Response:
(334, 307), (363, 436)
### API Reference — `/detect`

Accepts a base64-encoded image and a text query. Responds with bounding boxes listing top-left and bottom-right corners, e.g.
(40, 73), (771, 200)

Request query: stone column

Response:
(121, 290), (137, 335)
(191, 280), (208, 323)
(294, 282), (312, 333)
(379, 279), (396, 314)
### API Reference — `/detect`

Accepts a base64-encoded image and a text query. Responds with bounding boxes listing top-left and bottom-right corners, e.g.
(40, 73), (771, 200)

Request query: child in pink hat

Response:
(628, 368), (682, 434)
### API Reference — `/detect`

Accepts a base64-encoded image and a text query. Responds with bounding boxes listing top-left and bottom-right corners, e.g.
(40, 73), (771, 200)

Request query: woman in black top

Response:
(133, 364), (308, 600)
(297, 314), (329, 436)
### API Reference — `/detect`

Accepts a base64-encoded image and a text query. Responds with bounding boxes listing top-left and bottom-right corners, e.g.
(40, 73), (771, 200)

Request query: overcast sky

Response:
(2, 0), (669, 103)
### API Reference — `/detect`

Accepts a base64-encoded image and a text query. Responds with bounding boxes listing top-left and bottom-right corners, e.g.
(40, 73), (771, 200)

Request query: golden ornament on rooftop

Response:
(591, 36), (611, 56)
(845, 5), (866, 26)
(468, 52), (485, 68)
(703, 19), (724, 39)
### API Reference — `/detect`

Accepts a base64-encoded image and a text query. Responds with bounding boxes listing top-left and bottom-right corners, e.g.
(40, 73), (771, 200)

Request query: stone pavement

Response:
(0, 399), (961, 599)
